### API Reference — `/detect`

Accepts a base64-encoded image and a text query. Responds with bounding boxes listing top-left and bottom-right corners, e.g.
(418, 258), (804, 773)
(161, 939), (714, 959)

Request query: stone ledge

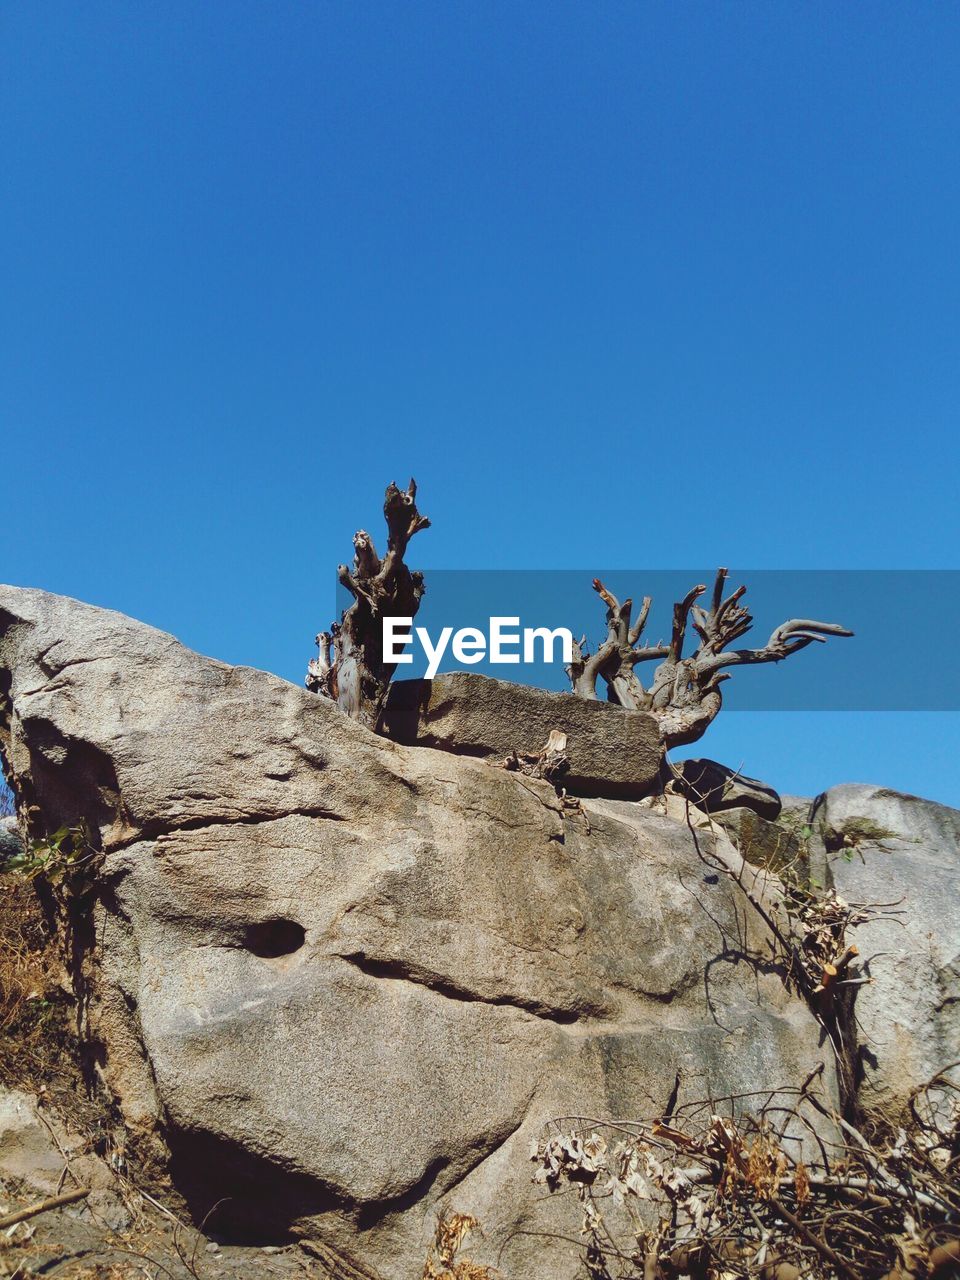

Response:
(672, 758), (782, 820)
(380, 671), (663, 798)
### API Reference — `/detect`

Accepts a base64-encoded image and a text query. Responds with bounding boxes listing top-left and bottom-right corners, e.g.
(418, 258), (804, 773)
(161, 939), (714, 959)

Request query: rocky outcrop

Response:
(0, 586), (858, 1279)
(711, 780), (960, 1123)
(809, 784), (960, 1120)
(381, 670), (664, 797)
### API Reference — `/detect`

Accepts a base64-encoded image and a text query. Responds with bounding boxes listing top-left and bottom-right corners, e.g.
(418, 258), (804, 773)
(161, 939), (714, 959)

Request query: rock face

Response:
(808, 784), (960, 1119)
(0, 586), (843, 1279)
(710, 806), (804, 875)
(0, 816), (23, 862)
(381, 670), (663, 798)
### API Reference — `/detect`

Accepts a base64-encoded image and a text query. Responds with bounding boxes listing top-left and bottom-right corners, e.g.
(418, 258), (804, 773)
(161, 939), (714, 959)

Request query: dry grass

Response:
(0, 869), (77, 1095)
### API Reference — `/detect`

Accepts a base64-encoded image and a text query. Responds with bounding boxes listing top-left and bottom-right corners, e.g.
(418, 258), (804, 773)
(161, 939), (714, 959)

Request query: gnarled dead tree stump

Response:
(309, 488), (852, 754)
(306, 479), (429, 729)
(568, 569), (852, 748)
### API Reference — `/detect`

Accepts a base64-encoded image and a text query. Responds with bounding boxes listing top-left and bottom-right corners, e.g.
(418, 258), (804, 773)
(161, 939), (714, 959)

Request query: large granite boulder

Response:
(0, 586), (837, 1279)
(809, 784), (960, 1119)
(381, 670), (663, 798)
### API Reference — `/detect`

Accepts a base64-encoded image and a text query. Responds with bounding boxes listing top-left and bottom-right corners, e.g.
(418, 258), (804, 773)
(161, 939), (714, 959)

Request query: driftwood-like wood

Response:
(310, 489), (850, 752)
(569, 568), (852, 748)
(306, 479), (430, 729)
(502, 729), (570, 786)
(0, 1187), (90, 1229)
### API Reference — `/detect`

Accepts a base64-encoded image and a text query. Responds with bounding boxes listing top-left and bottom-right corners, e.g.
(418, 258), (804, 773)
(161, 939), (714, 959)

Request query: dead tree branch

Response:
(570, 568), (852, 748)
(306, 479), (430, 728)
(0, 1187), (90, 1229)
(531, 1068), (960, 1280)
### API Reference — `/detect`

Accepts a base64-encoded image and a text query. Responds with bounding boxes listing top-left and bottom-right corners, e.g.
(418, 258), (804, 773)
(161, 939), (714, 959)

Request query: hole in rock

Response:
(169, 1129), (338, 1245)
(242, 919), (306, 960)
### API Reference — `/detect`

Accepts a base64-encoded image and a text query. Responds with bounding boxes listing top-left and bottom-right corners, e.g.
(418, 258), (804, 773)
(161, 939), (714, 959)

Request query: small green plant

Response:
(6, 824), (99, 897)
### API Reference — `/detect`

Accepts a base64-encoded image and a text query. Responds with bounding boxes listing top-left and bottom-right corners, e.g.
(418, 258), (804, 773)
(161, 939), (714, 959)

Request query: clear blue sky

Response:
(3, 3), (959, 805)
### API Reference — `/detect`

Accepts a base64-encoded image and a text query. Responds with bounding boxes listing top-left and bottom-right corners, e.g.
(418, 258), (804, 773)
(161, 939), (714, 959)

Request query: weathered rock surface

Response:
(710, 806), (805, 875)
(673, 758), (782, 820)
(381, 670), (663, 797)
(709, 794), (814, 872)
(809, 784), (960, 1119)
(0, 816), (23, 862)
(0, 586), (841, 1279)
